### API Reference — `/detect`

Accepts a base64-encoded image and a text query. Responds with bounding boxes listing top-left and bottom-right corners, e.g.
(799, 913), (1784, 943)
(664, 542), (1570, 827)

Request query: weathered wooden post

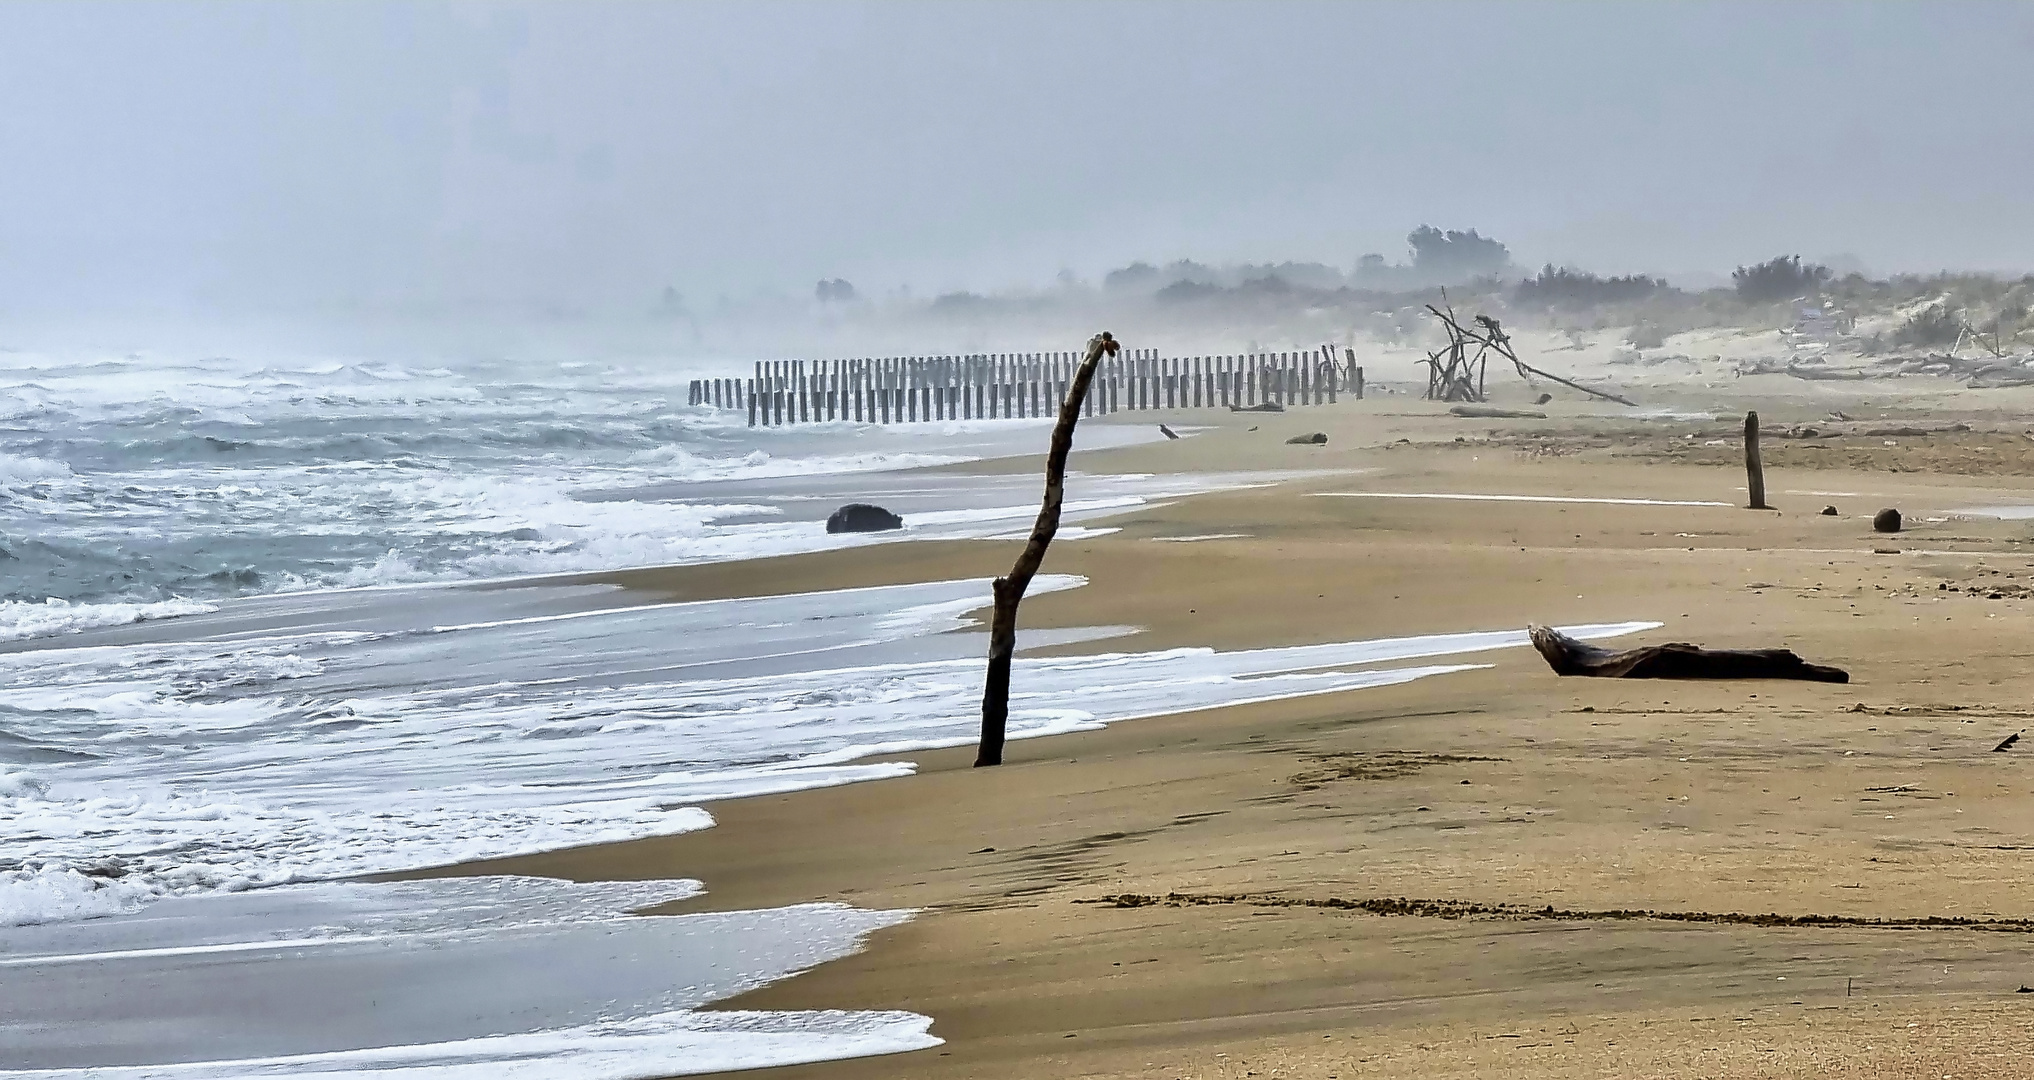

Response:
(977, 331), (1118, 768)
(1745, 410), (1769, 510)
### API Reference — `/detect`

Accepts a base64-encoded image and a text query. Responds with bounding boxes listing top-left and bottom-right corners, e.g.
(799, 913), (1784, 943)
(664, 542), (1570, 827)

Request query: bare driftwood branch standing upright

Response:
(1744, 410), (1769, 509)
(976, 331), (1119, 767)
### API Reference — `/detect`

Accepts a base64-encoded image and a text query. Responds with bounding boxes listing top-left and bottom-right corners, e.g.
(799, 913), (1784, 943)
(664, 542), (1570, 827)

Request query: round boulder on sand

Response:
(826, 503), (904, 534)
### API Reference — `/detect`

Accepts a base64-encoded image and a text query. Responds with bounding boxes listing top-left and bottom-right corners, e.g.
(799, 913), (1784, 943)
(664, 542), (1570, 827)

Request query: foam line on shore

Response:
(0, 876), (937, 1078)
(0, 570), (1654, 929)
(0, 1012), (941, 1080)
(1309, 492), (1731, 507)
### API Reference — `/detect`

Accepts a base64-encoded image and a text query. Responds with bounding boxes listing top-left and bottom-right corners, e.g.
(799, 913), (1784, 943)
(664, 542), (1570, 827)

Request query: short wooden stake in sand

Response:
(976, 330), (1118, 768)
(1744, 410), (1769, 509)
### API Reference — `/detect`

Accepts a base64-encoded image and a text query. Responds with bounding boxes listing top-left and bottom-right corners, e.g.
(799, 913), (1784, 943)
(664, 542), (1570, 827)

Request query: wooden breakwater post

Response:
(1744, 410), (1769, 510)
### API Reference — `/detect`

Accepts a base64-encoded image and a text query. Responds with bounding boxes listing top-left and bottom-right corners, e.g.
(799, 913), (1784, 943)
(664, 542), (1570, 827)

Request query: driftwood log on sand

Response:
(1449, 405), (1546, 419)
(1529, 625), (1849, 683)
(1785, 365), (1876, 381)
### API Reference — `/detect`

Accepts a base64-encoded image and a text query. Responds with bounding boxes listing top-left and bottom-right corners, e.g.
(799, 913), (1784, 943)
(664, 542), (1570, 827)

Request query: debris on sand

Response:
(1995, 731), (2022, 753)
(1821, 505), (1839, 516)
(1529, 625), (1849, 683)
(1785, 365), (1876, 381)
(1449, 405), (1546, 419)
(1422, 305), (1636, 406)
(1285, 433), (1328, 446)
(1874, 508), (1903, 533)
(1158, 424), (1180, 440)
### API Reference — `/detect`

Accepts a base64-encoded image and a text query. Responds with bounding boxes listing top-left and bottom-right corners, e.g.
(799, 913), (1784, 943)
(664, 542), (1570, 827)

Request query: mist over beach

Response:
(5, 3), (2034, 1078)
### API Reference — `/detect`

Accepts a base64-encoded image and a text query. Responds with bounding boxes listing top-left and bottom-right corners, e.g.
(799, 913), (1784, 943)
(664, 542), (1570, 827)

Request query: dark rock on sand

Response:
(1285, 433), (1328, 445)
(826, 503), (904, 534)
(1821, 505), (1839, 516)
(1873, 508), (1902, 533)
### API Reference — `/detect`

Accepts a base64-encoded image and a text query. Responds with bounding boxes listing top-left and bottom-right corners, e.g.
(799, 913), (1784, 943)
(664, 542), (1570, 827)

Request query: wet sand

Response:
(471, 387), (2034, 1078)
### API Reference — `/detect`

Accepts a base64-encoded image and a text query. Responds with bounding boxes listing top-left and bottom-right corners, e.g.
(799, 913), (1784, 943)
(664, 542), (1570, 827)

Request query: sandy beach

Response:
(416, 380), (2034, 1079)
(13, 7), (2034, 1076)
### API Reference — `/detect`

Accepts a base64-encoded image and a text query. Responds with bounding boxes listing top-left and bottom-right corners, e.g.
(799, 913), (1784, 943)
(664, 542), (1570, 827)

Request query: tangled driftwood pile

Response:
(1737, 351), (2034, 388)
(1421, 299), (1634, 406)
(1884, 353), (2034, 387)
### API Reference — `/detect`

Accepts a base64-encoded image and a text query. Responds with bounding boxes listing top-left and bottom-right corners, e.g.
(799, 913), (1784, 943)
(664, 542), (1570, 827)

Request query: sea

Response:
(0, 347), (1653, 1076)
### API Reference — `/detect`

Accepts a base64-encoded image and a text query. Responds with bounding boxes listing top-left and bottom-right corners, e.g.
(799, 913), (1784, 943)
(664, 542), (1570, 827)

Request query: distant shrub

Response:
(1102, 262), (1161, 292)
(1732, 255), (1831, 304)
(1514, 265), (1666, 308)
(1627, 322), (1668, 349)
(1408, 225), (1512, 282)
(929, 291), (993, 313)
(1892, 303), (1961, 347)
(1154, 280), (1222, 303)
(1234, 274), (1295, 296)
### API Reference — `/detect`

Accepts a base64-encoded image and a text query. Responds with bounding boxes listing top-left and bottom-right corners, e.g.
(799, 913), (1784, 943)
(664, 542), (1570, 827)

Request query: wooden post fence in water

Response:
(691, 344), (1371, 427)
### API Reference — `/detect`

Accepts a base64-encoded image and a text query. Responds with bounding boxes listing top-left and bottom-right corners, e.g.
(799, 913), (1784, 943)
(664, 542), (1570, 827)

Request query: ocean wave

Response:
(629, 444), (969, 481)
(0, 563), (1656, 928)
(0, 597), (217, 643)
(1, 348), (1161, 612)
(0, 454), (71, 487)
(0, 866), (156, 927)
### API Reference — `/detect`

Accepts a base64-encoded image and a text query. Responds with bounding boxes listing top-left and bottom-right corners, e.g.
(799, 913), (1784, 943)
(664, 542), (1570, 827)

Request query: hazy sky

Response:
(4, 1), (2033, 321)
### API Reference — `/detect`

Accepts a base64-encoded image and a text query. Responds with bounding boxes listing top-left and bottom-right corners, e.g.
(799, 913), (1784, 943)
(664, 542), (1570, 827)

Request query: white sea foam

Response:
(628, 442), (971, 481)
(1, 348), (1172, 610)
(0, 574), (1655, 925)
(1310, 492), (1731, 507)
(0, 1010), (942, 1079)
(0, 868), (155, 928)
(0, 876), (938, 1077)
(0, 453), (71, 487)
(0, 597), (218, 642)
(1949, 504), (2034, 520)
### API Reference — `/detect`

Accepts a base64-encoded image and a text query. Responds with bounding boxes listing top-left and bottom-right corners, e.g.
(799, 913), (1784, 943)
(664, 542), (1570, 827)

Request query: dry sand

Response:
(465, 380), (2034, 1078)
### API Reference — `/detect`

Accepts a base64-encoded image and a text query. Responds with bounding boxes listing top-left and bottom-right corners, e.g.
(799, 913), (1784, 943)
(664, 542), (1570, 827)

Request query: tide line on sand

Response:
(1309, 492), (1730, 507)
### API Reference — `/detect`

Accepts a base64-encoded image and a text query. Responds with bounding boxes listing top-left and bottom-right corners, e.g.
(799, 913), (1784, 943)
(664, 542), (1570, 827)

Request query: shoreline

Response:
(20, 388), (2034, 1075)
(447, 398), (2034, 1078)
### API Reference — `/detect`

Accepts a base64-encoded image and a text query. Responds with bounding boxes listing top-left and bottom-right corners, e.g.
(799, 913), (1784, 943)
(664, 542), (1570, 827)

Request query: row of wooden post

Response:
(687, 348), (1365, 426)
